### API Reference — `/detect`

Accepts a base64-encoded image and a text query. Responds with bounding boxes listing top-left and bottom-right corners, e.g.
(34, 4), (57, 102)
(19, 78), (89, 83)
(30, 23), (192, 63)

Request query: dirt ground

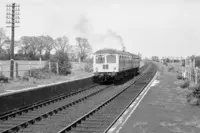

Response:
(118, 62), (200, 133)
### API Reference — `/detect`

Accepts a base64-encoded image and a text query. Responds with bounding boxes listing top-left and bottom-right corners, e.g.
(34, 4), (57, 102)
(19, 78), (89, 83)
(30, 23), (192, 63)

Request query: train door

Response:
(106, 54), (117, 72)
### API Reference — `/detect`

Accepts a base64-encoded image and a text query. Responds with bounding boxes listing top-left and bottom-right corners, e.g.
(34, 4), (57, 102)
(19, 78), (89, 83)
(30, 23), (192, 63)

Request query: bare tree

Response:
(36, 36), (46, 58)
(29, 36), (38, 58)
(54, 36), (69, 52)
(20, 36), (38, 59)
(44, 35), (54, 54)
(0, 28), (9, 51)
(20, 36), (31, 56)
(76, 37), (92, 62)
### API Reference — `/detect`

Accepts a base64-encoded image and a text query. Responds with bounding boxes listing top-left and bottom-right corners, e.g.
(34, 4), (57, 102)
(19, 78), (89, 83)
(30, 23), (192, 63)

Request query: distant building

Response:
(161, 56), (182, 63)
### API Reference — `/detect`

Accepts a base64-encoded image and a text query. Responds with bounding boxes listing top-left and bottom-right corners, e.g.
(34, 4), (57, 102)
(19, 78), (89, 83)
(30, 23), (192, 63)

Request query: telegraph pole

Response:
(6, 3), (20, 79)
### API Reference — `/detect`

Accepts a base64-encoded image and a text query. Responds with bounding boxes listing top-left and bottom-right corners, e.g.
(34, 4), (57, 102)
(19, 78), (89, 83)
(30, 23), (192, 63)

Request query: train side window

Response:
(107, 55), (116, 63)
(96, 55), (105, 64)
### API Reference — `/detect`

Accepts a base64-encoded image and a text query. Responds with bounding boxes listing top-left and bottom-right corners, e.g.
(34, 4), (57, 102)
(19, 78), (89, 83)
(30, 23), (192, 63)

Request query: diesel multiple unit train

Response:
(93, 48), (140, 82)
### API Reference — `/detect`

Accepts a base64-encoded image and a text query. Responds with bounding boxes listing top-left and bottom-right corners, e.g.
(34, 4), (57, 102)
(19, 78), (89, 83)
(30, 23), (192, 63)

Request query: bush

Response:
(177, 74), (184, 80)
(47, 50), (72, 75)
(187, 84), (200, 105)
(180, 80), (190, 89)
(163, 62), (168, 66)
(168, 66), (175, 72)
(24, 68), (52, 79)
(84, 63), (93, 72)
(83, 58), (93, 73)
(0, 73), (9, 83)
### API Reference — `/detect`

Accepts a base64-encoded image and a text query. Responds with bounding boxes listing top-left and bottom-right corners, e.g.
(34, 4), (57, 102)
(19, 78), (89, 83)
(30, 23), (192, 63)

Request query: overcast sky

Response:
(0, 0), (200, 58)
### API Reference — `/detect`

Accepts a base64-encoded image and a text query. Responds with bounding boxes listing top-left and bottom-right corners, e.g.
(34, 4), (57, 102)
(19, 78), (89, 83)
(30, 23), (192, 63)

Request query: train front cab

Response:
(93, 54), (118, 82)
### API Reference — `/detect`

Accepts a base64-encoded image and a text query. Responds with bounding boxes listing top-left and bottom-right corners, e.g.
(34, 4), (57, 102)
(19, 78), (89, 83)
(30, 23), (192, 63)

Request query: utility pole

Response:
(6, 3), (20, 79)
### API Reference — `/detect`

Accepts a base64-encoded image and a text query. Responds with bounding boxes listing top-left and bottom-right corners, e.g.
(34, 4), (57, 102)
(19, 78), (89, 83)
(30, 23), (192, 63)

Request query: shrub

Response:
(46, 50), (72, 75)
(180, 80), (190, 89)
(83, 58), (93, 73)
(177, 74), (184, 80)
(24, 68), (52, 79)
(187, 84), (200, 105)
(168, 66), (175, 72)
(84, 63), (93, 72)
(0, 73), (9, 83)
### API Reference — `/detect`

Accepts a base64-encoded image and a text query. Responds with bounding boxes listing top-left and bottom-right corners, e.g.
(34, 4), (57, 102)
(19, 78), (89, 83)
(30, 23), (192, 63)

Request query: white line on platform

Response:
(150, 80), (160, 87)
(107, 72), (159, 133)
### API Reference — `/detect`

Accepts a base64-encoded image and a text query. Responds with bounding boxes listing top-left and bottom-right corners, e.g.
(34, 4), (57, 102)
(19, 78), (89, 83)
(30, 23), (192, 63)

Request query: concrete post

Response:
(29, 62), (31, 76)
(49, 62), (51, 72)
(56, 62), (59, 75)
(0, 62), (2, 76)
(15, 62), (19, 78)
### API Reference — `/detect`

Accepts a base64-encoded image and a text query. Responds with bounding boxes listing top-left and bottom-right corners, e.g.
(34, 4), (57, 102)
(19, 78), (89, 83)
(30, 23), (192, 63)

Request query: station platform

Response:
(0, 61), (144, 95)
(109, 63), (200, 133)
(0, 72), (93, 95)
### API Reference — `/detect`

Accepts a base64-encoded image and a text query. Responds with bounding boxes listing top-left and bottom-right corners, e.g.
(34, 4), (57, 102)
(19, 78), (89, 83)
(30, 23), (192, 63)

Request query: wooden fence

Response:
(0, 61), (59, 78)
(182, 58), (200, 84)
(0, 61), (90, 79)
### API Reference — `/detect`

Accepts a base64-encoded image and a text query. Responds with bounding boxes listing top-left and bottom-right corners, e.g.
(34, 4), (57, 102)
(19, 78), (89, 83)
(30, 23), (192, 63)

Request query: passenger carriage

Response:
(93, 48), (140, 83)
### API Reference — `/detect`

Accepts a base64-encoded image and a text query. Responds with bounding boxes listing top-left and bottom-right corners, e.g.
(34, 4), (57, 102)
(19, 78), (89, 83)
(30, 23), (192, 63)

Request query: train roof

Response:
(94, 48), (138, 57)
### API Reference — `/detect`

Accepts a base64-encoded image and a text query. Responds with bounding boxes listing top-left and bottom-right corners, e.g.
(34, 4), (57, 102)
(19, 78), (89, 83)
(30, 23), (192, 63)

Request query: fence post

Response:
(195, 68), (198, 84)
(182, 67), (184, 78)
(56, 62), (59, 75)
(40, 57), (42, 64)
(0, 62), (2, 76)
(29, 62), (32, 76)
(49, 62), (51, 72)
(193, 68), (195, 82)
(186, 67), (188, 79)
(16, 62), (19, 78)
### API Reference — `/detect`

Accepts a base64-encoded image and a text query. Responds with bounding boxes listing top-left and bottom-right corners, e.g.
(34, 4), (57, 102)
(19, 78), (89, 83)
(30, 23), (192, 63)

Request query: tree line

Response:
(0, 28), (92, 62)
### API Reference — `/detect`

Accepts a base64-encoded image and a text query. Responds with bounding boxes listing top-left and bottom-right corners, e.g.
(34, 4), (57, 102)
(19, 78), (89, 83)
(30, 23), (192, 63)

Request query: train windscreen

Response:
(107, 55), (116, 63)
(96, 55), (105, 64)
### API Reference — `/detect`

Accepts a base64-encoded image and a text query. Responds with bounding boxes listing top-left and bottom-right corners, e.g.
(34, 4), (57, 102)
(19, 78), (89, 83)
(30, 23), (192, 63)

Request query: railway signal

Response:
(6, 3), (20, 79)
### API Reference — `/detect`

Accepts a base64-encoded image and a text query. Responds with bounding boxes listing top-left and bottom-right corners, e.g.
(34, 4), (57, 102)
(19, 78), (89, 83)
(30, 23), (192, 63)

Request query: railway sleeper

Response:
(18, 128), (32, 133)
(91, 114), (115, 118)
(81, 119), (111, 124)
(0, 124), (14, 131)
(70, 128), (104, 133)
(86, 117), (112, 121)
(78, 123), (110, 128)
(87, 116), (113, 120)
(16, 115), (38, 119)
(76, 124), (108, 130)
(80, 120), (111, 125)
(94, 113), (116, 116)
(3, 119), (27, 125)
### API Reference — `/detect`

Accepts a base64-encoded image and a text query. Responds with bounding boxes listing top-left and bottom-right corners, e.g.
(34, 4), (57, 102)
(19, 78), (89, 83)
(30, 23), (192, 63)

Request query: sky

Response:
(0, 0), (200, 58)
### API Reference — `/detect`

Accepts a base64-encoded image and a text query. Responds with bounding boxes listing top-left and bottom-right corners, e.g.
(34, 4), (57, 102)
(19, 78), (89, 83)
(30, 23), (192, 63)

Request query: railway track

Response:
(0, 62), (154, 133)
(0, 84), (113, 133)
(58, 63), (157, 133)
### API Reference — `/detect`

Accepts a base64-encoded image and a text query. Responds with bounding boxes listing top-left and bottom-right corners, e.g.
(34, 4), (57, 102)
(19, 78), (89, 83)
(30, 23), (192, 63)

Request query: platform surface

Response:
(111, 63), (200, 133)
(0, 73), (93, 95)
